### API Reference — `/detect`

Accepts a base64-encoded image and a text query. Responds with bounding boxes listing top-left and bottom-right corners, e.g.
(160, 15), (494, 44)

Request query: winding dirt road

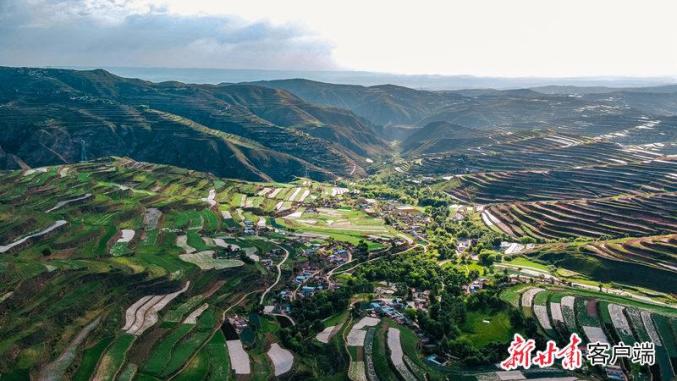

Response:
(260, 246), (290, 305)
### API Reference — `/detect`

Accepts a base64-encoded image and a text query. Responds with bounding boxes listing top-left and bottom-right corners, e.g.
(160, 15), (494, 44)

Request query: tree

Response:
(355, 240), (369, 261)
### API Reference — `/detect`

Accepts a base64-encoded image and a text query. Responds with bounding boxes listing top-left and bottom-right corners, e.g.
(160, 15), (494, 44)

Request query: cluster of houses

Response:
(293, 267), (327, 297)
(357, 197), (474, 255)
(456, 238), (475, 256)
(243, 220), (255, 235)
(463, 278), (487, 294)
(375, 201), (431, 242)
(367, 299), (412, 326)
(227, 314), (249, 334)
(259, 247), (285, 269)
(409, 289), (432, 310)
(449, 204), (468, 222)
(363, 284), (428, 326)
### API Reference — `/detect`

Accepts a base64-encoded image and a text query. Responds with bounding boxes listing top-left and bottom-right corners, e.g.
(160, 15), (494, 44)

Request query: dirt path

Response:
(260, 246), (290, 305)
(290, 253), (320, 301)
(349, 164), (357, 176)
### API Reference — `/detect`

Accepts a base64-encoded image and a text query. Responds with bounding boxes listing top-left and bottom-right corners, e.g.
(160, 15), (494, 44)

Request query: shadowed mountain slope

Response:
(0, 67), (388, 181)
(247, 78), (467, 127)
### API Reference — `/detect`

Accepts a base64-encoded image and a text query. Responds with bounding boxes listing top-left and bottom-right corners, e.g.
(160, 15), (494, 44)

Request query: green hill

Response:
(0, 67), (387, 181)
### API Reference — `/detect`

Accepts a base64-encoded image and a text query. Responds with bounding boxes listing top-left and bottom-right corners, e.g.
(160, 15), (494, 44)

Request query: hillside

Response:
(399, 121), (492, 155)
(248, 78), (465, 128)
(0, 67), (387, 181)
(251, 78), (677, 153)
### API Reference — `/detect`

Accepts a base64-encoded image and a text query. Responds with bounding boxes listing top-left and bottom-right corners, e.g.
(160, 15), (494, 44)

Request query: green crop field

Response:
(460, 310), (513, 347)
(92, 334), (136, 381)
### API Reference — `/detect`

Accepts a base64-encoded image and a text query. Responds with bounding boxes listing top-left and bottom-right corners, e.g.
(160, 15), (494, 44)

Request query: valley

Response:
(0, 67), (676, 381)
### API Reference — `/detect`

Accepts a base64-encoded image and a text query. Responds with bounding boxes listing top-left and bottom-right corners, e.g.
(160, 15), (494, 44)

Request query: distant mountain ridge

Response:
(3, 66), (677, 181)
(247, 79), (466, 127)
(0, 67), (386, 181)
(68, 66), (676, 90)
(252, 78), (677, 138)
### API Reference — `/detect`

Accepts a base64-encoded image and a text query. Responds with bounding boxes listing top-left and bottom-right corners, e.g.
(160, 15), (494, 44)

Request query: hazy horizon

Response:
(23, 65), (675, 91)
(2, 0), (677, 79)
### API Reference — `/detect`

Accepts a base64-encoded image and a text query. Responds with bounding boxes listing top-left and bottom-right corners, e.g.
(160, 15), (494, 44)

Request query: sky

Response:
(1, 0), (677, 78)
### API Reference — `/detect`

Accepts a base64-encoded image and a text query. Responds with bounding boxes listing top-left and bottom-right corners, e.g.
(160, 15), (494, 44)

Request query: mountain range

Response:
(0, 67), (386, 181)
(2, 66), (677, 181)
(68, 66), (677, 90)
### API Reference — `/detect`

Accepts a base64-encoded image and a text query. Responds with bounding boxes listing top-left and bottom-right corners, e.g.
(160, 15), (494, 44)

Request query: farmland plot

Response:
(179, 251), (244, 270)
(143, 208), (162, 230)
(520, 288), (543, 309)
(257, 187), (272, 196)
(36, 317), (101, 381)
(45, 193), (92, 213)
(582, 326), (609, 344)
(176, 235), (196, 254)
(183, 303), (209, 324)
(607, 304), (635, 343)
(164, 295), (207, 323)
(386, 328), (417, 381)
(627, 309), (676, 380)
(533, 305), (552, 331)
(348, 361), (367, 381)
(201, 188), (217, 207)
(560, 296), (577, 333)
(226, 339), (251, 375)
(653, 315), (677, 359)
(123, 282), (190, 335)
(330, 187), (349, 197)
(363, 328), (379, 381)
(268, 188), (283, 199)
(641, 311), (663, 346)
(549, 302), (564, 324)
(118, 229), (136, 243)
(110, 229), (135, 256)
(267, 343), (294, 376)
(91, 334), (136, 381)
(316, 325), (338, 344)
(287, 187), (302, 202)
(347, 317), (380, 346)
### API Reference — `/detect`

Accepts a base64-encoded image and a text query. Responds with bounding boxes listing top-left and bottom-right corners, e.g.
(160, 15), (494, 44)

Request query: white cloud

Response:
(1, 0), (677, 77)
(0, 0), (335, 70)
(162, 0), (677, 77)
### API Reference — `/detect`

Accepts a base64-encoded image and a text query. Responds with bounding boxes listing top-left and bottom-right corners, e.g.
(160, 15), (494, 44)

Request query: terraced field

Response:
(482, 192), (677, 241)
(0, 158), (279, 379)
(582, 234), (677, 273)
(409, 141), (654, 176)
(508, 286), (677, 381)
(278, 207), (399, 247)
(445, 158), (677, 204)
